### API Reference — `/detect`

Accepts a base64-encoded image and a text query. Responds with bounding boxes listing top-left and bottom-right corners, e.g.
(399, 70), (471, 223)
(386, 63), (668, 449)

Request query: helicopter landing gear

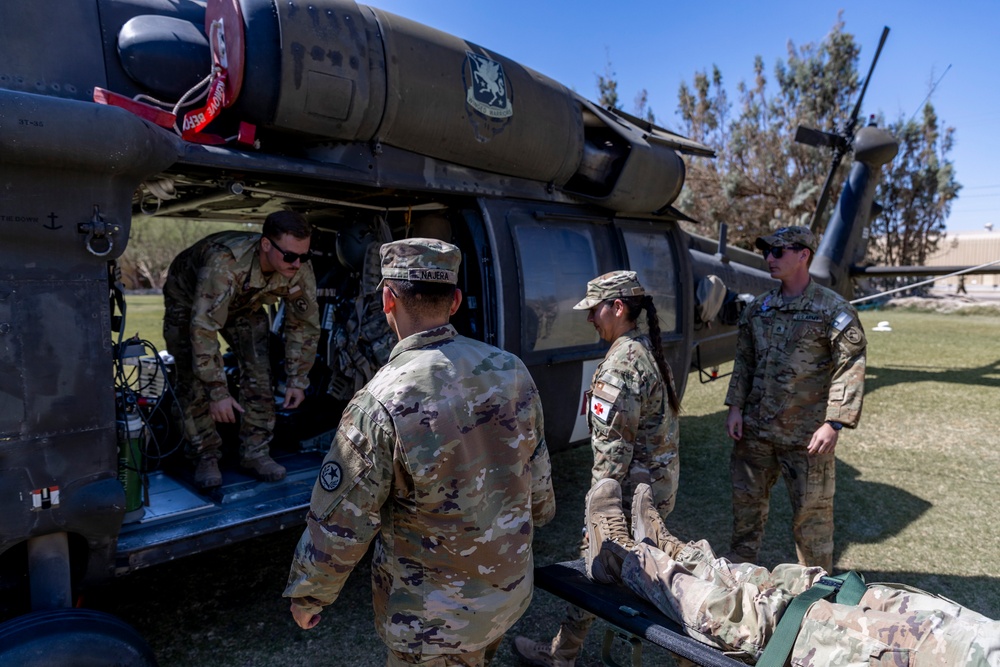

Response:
(0, 533), (158, 666)
(0, 608), (157, 666)
(26, 532), (73, 611)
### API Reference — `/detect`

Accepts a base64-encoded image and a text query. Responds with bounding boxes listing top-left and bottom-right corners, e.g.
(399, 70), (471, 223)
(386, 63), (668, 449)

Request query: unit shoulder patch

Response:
(320, 461), (343, 492)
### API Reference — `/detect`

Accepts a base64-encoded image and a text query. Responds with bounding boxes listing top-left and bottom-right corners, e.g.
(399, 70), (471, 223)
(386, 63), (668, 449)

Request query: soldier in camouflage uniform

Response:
(725, 226), (866, 572)
(514, 271), (681, 667)
(163, 210), (320, 489)
(284, 238), (556, 667)
(585, 478), (999, 666)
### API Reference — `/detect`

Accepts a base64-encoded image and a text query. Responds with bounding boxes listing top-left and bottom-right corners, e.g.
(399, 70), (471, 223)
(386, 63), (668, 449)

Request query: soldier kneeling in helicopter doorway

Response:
(162, 210), (321, 489)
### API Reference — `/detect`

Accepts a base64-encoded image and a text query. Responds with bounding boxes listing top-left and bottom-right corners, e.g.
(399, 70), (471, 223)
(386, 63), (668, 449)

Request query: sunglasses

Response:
(267, 237), (312, 264)
(763, 244), (805, 259)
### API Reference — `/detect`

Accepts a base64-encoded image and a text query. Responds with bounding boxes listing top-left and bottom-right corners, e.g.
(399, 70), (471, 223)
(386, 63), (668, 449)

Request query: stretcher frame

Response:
(534, 560), (749, 667)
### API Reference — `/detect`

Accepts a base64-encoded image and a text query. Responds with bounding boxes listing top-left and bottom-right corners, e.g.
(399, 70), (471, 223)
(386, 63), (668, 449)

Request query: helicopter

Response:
(0, 0), (954, 663)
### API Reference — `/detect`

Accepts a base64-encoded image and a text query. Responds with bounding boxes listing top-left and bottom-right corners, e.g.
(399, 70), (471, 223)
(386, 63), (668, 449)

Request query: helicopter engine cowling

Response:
(236, 0), (584, 186)
(112, 0), (688, 213)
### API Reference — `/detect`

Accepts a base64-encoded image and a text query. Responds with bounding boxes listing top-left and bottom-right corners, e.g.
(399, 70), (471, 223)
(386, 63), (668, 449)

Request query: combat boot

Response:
(631, 483), (684, 558)
(585, 478), (634, 584)
(511, 622), (587, 667)
(194, 456), (222, 489)
(241, 454), (286, 482)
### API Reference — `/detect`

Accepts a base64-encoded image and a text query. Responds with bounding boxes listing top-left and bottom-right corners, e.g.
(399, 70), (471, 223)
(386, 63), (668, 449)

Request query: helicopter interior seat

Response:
(696, 274), (726, 323)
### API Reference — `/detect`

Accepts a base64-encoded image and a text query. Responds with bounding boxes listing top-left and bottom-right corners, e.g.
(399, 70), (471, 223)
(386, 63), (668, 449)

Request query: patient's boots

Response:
(585, 478), (634, 584)
(631, 483), (684, 558)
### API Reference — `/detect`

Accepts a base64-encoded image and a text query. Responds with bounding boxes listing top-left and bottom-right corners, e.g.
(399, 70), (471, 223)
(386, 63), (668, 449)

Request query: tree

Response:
(596, 52), (620, 110)
(869, 102), (960, 267)
(674, 18), (862, 250)
(596, 52), (656, 122)
(633, 88), (655, 124)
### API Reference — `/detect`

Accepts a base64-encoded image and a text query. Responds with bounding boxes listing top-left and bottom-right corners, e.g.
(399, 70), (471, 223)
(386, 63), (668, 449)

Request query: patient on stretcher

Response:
(584, 478), (1000, 667)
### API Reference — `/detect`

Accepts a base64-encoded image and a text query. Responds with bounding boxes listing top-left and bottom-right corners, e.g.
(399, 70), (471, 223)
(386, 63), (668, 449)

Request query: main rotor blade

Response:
(847, 26), (890, 135)
(795, 125), (847, 149)
(810, 27), (890, 229)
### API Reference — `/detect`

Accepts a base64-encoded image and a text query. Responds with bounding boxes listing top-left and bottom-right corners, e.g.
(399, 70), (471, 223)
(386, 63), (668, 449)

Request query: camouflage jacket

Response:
(285, 324), (556, 654)
(794, 585), (1000, 666)
(163, 231), (320, 402)
(725, 280), (866, 441)
(589, 329), (680, 516)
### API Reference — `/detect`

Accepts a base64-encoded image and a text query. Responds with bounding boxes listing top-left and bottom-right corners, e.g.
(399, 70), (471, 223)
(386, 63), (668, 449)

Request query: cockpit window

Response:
(620, 227), (679, 333)
(513, 222), (600, 353)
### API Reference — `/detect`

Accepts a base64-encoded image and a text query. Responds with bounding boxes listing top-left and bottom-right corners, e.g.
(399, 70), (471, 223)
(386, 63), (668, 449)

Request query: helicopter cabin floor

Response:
(114, 449), (325, 575)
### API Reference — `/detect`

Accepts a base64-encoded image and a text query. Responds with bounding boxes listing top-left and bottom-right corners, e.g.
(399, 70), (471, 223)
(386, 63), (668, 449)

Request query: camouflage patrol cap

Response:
(573, 270), (645, 310)
(378, 237), (460, 289)
(755, 226), (817, 253)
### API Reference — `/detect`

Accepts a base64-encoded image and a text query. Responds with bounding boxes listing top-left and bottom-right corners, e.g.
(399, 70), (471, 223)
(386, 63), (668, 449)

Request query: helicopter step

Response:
(113, 451), (323, 576)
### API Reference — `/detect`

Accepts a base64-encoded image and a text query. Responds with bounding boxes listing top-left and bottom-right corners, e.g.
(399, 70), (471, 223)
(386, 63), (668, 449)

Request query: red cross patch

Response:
(590, 395), (613, 424)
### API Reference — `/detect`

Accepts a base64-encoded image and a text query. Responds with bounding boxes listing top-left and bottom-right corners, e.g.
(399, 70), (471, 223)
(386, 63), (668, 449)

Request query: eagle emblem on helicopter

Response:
(464, 51), (513, 119)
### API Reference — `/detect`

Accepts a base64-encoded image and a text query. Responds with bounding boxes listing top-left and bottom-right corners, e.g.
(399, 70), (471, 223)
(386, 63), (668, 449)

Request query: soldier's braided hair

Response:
(620, 295), (682, 414)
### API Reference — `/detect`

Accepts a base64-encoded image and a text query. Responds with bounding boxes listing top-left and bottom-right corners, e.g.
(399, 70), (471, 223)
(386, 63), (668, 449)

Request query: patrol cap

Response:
(573, 270), (645, 310)
(378, 237), (460, 290)
(755, 225), (817, 253)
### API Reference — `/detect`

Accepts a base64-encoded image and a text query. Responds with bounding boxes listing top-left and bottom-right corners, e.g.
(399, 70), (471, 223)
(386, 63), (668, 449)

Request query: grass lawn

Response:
(103, 299), (999, 666)
(118, 294), (168, 354)
(672, 309), (1000, 619)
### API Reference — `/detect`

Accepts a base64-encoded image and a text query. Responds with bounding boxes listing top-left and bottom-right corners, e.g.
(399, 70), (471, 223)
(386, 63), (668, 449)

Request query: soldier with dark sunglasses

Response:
(724, 226), (866, 572)
(163, 210), (320, 489)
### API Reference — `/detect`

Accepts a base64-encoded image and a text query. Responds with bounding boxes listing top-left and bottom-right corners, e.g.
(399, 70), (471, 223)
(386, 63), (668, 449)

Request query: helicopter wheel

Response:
(0, 608), (157, 666)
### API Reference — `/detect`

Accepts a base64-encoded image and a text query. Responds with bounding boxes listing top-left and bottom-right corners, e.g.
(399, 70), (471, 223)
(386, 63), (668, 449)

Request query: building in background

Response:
(926, 229), (1000, 290)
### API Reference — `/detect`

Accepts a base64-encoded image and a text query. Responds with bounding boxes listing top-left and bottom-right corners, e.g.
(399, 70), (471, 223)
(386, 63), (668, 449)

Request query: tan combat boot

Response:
(631, 483), (684, 558)
(194, 456), (222, 489)
(241, 454), (286, 482)
(511, 622), (588, 667)
(585, 478), (634, 584)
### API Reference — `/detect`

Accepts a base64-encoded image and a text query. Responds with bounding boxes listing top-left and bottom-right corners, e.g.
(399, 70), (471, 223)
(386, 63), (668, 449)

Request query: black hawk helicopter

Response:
(1, 1), (975, 662)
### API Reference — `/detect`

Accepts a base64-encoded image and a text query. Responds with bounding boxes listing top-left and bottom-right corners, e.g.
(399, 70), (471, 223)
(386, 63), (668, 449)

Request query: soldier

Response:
(585, 478), (999, 667)
(162, 210), (320, 489)
(284, 237), (556, 667)
(514, 270), (681, 667)
(725, 226), (867, 571)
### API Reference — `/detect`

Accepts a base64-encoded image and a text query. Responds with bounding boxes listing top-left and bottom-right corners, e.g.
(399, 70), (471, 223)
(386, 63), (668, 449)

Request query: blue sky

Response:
(369, 0), (999, 233)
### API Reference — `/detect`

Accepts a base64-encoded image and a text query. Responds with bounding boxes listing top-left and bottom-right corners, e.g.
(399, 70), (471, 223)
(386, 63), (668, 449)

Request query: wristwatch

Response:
(826, 420), (843, 431)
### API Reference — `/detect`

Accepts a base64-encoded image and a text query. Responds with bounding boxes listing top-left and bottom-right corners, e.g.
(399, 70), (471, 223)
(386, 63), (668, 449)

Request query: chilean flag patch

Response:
(590, 395), (613, 423)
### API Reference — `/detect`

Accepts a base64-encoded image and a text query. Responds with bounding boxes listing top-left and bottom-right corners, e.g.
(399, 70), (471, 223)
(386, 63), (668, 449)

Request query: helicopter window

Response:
(620, 227), (679, 333)
(512, 223), (601, 353)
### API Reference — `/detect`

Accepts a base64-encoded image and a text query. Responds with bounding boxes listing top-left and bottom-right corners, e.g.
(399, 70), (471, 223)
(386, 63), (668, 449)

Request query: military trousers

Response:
(729, 434), (835, 571)
(386, 636), (502, 667)
(620, 539), (1000, 665)
(163, 306), (275, 463)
